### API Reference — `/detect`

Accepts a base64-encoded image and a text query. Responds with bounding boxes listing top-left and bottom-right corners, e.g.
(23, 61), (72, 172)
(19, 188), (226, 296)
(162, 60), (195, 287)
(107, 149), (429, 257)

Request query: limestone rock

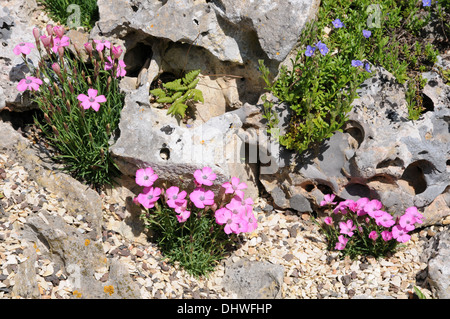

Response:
(421, 228), (450, 299)
(258, 66), (450, 222)
(94, 0), (320, 63)
(0, 1), (40, 112)
(109, 84), (259, 199)
(222, 258), (284, 298)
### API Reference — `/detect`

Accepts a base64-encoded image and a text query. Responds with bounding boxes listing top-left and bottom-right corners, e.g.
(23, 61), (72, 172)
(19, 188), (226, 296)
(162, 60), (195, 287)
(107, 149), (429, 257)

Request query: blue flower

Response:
(422, 0), (431, 6)
(332, 18), (345, 28)
(362, 30), (371, 38)
(316, 41), (329, 56)
(305, 45), (316, 57)
(365, 63), (372, 73)
(351, 60), (363, 67)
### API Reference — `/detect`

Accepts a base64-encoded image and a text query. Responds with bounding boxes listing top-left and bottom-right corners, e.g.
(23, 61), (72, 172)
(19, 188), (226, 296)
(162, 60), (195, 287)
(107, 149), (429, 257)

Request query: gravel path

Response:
(0, 151), (439, 299)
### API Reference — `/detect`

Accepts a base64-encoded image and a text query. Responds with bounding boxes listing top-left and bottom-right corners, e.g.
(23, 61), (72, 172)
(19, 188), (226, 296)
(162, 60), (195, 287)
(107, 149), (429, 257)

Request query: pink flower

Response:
(165, 186), (187, 209)
(392, 225), (411, 243)
(40, 35), (53, 48)
(111, 45), (123, 59)
(324, 216), (333, 225)
(333, 199), (355, 214)
(241, 207), (257, 232)
(16, 76), (43, 92)
(189, 187), (215, 208)
(52, 36), (70, 53)
(399, 213), (416, 231)
(175, 203), (191, 223)
(105, 57), (127, 78)
(405, 206), (423, 224)
(221, 177), (247, 199)
(335, 235), (348, 251)
(355, 197), (370, 216)
(193, 167), (216, 186)
(364, 199), (383, 217)
(339, 219), (356, 237)
(368, 231), (378, 240)
(13, 42), (35, 55)
(226, 197), (247, 216)
(53, 25), (65, 39)
(375, 212), (395, 228)
(381, 230), (393, 241)
(320, 194), (337, 206)
(135, 167), (158, 187)
(77, 88), (107, 112)
(94, 39), (111, 52)
(136, 187), (161, 209)
(215, 207), (230, 224)
(215, 208), (244, 234)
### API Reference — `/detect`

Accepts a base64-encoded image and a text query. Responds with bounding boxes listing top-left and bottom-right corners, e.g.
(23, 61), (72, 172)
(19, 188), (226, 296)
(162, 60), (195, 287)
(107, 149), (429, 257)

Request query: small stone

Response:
(283, 253), (294, 262)
(341, 275), (351, 286)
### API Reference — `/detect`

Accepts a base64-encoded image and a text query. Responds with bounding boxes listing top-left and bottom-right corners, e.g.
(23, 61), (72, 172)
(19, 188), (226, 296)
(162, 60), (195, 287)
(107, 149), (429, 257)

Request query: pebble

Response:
(0, 149), (440, 300)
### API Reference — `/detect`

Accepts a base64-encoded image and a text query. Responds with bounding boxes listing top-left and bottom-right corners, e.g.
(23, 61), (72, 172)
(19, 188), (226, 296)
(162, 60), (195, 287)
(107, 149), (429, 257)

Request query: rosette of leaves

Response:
(150, 69), (204, 118)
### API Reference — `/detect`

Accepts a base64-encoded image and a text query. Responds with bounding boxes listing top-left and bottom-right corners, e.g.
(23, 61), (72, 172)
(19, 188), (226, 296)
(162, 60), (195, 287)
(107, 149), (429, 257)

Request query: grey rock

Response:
(421, 227), (450, 299)
(258, 66), (450, 224)
(22, 210), (141, 299)
(109, 84), (259, 198)
(12, 246), (40, 299)
(222, 258), (284, 298)
(0, 120), (104, 238)
(94, 0), (320, 63)
(289, 193), (312, 213)
(0, 1), (40, 111)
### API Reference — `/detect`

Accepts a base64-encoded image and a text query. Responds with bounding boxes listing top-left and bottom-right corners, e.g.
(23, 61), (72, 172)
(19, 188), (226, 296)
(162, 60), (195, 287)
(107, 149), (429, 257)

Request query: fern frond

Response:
(167, 101), (188, 118)
(163, 79), (183, 91)
(183, 69), (201, 85)
(156, 96), (174, 103)
(187, 88), (204, 103)
(187, 78), (199, 89)
(150, 88), (166, 98)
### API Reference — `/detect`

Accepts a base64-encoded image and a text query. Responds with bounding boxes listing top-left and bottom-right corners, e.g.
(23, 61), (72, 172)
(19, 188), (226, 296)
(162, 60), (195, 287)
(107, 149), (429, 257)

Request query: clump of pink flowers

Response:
(317, 194), (423, 258)
(133, 166), (258, 276)
(134, 166), (257, 235)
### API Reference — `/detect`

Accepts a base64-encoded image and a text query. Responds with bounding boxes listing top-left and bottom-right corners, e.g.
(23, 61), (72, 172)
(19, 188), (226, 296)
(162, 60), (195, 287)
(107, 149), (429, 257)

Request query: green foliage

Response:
(140, 204), (235, 278)
(406, 75), (428, 121)
(37, 0), (99, 30)
(413, 286), (428, 299)
(150, 70), (204, 119)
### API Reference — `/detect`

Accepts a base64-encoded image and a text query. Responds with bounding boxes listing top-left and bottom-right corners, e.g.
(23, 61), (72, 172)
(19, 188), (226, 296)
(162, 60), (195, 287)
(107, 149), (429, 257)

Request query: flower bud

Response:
(52, 125), (60, 137)
(68, 81), (74, 94)
(58, 46), (65, 59)
(111, 45), (123, 59)
(87, 76), (92, 86)
(106, 123), (111, 136)
(84, 42), (93, 57)
(33, 28), (41, 50)
(53, 25), (65, 39)
(105, 75), (112, 91)
(40, 35), (53, 48)
(51, 62), (61, 76)
(63, 122), (69, 132)
(44, 113), (51, 124)
(46, 24), (53, 36)
(66, 100), (71, 113)
(53, 82), (61, 95)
